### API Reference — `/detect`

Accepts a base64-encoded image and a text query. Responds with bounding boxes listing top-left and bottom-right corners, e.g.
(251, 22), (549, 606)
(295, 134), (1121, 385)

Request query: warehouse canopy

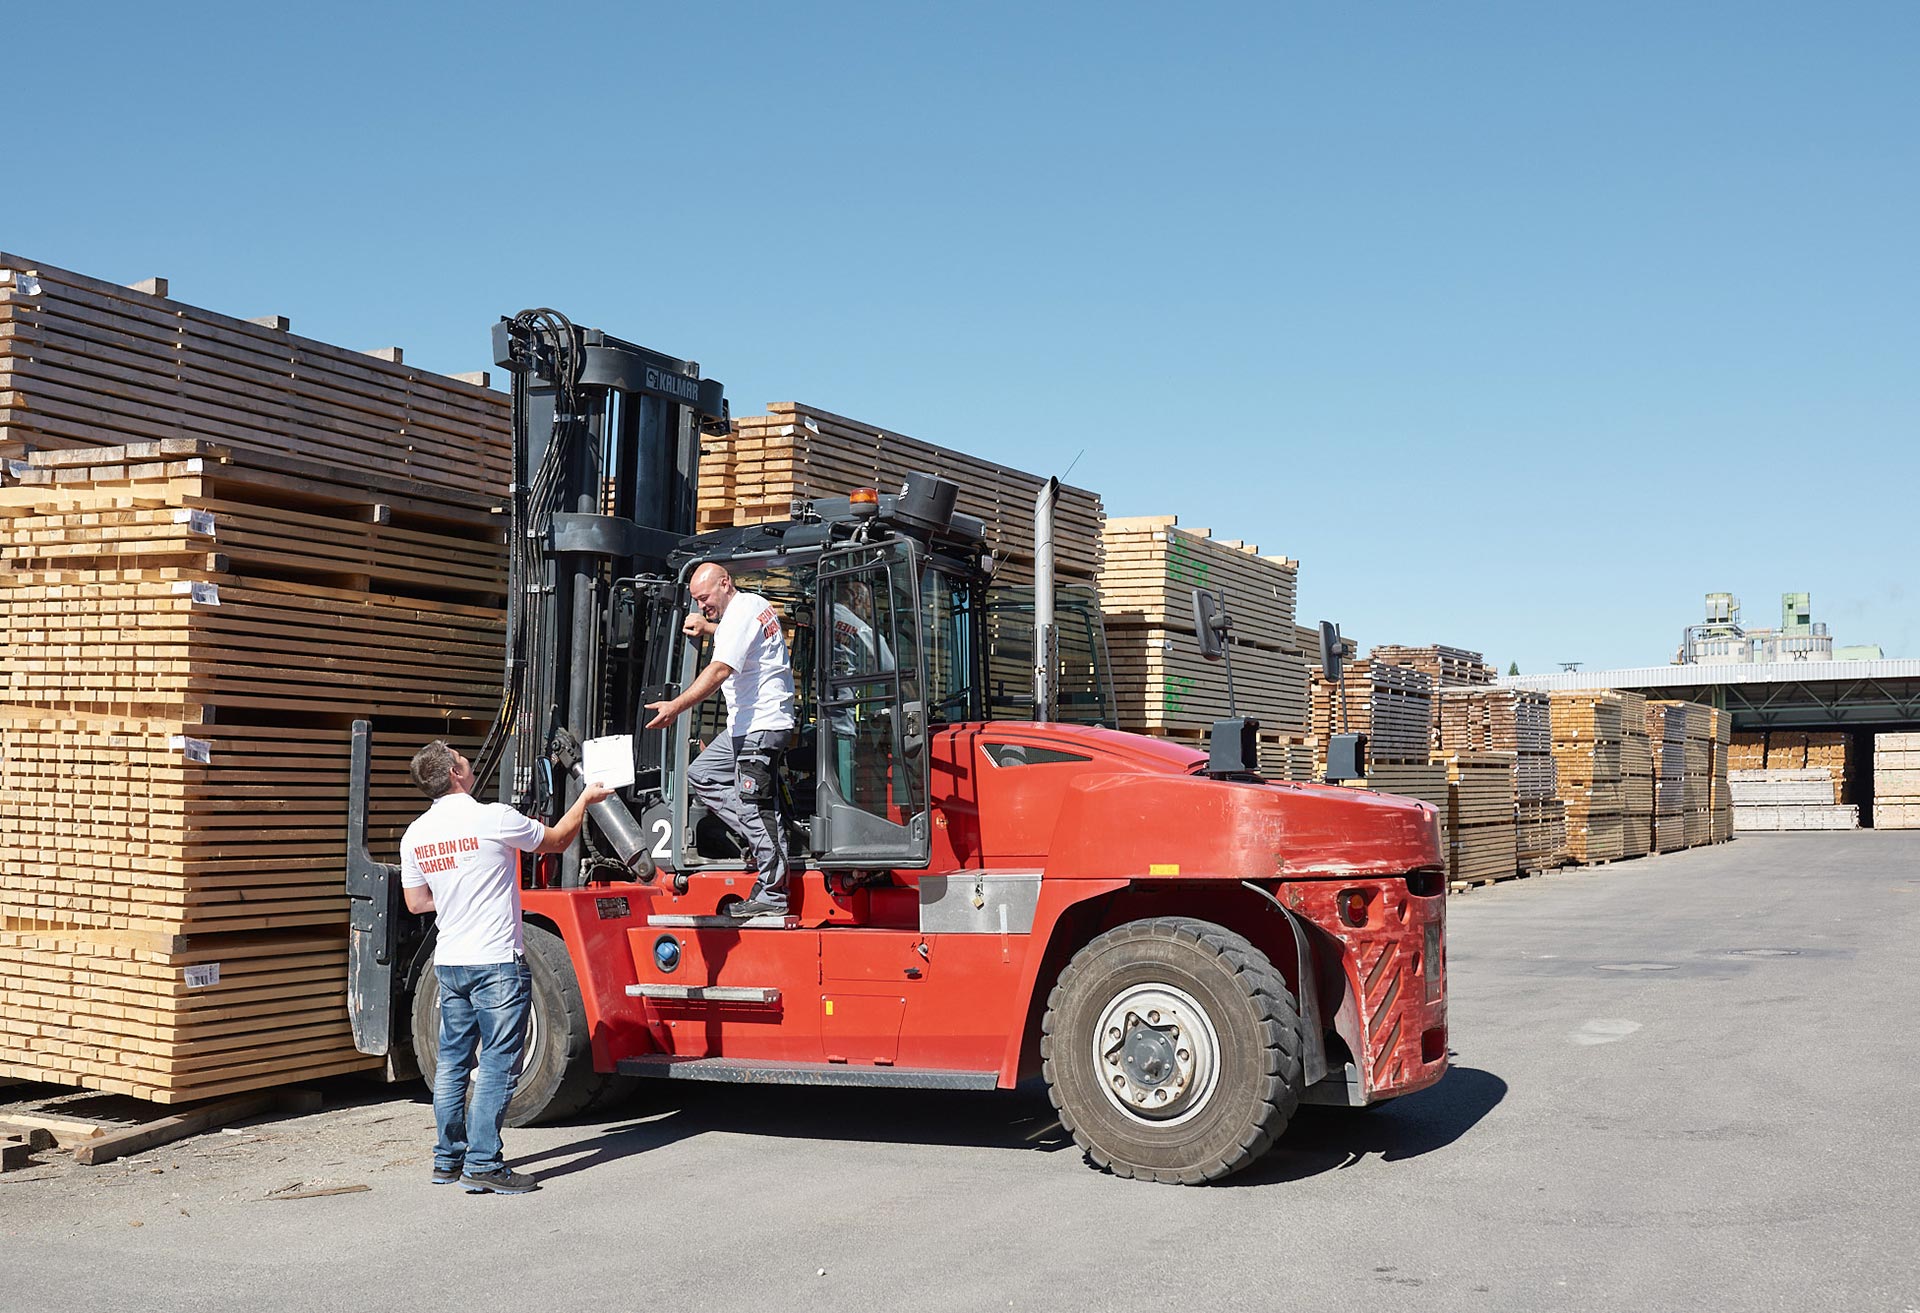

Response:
(1501, 660), (1920, 728)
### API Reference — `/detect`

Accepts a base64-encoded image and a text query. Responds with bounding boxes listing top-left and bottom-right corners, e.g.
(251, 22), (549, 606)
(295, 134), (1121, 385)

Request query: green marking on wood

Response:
(1165, 533), (1211, 589)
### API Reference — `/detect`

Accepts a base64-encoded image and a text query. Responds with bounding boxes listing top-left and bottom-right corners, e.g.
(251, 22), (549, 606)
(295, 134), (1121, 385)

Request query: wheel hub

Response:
(1095, 983), (1220, 1126)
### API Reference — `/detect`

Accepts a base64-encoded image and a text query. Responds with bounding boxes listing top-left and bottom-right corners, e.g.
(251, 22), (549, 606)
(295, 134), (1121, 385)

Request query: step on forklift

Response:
(347, 311), (1449, 1184)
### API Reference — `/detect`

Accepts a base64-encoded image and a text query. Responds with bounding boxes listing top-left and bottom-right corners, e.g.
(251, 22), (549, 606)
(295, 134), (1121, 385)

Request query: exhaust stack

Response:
(1033, 477), (1059, 722)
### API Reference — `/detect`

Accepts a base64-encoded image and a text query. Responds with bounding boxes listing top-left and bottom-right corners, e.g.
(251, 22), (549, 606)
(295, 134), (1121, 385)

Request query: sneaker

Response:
(727, 895), (789, 919)
(431, 1165), (462, 1185)
(461, 1168), (539, 1195)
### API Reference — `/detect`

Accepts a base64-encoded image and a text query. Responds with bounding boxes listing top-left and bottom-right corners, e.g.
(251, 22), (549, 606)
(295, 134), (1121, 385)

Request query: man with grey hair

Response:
(645, 562), (796, 918)
(400, 741), (609, 1195)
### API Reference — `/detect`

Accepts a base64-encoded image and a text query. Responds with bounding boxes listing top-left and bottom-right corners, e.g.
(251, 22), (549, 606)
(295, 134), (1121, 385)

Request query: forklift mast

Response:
(345, 316), (727, 1056)
(486, 313), (729, 884)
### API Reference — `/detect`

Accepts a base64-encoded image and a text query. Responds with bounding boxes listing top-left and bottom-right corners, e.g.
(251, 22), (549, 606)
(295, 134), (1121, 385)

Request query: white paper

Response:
(171, 581), (220, 604)
(581, 735), (635, 790)
(169, 735), (212, 764)
(174, 509), (217, 536)
(183, 964), (219, 988)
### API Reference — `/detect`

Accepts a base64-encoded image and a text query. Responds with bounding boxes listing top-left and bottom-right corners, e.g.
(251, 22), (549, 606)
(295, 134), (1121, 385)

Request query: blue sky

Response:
(10, 1), (1915, 671)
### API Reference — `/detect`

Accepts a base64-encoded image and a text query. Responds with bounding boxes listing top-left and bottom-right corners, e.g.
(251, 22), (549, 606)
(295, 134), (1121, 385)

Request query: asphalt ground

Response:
(2, 833), (1917, 1312)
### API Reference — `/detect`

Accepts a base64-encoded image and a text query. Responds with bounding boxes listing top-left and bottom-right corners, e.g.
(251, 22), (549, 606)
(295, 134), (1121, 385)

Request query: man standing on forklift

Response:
(645, 563), (797, 918)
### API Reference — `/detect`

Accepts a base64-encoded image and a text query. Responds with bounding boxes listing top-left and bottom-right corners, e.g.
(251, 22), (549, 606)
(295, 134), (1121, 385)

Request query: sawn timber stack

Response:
(699, 401), (1102, 585)
(0, 256), (508, 1103)
(1098, 515), (1308, 752)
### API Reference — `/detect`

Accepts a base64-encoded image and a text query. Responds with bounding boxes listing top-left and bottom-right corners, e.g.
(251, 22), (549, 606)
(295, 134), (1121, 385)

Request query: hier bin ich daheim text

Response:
(412, 835), (482, 874)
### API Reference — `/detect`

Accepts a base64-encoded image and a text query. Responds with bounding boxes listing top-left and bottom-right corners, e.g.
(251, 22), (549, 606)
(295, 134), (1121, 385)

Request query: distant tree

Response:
(1508, 661), (1520, 676)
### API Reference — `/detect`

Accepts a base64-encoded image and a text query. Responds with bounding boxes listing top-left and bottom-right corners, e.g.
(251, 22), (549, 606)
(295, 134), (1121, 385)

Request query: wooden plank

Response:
(72, 1087), (322, 1165)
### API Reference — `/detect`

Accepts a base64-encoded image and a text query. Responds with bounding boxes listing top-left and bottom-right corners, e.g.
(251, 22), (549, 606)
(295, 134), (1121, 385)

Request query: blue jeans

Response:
(433, 959), (531, 1176)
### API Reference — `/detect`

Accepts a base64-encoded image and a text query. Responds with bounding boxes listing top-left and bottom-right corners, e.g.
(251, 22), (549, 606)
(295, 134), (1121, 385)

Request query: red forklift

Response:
(347, 312), (1448, 1184)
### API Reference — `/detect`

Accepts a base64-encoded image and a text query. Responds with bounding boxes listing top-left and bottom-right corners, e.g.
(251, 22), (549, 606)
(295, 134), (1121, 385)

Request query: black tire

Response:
(1041, 916), (1304, 1184)
(411, 924), (625, 1126)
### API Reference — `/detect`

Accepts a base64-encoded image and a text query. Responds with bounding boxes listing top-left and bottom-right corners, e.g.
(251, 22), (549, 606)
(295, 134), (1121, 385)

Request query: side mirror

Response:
(1193, 589), (1229, 662)
(1318, 620), (1344, 683)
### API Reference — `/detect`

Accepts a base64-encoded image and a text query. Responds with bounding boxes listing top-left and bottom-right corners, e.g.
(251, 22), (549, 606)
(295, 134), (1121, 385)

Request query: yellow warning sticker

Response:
(824, 999), (835, 1016)
(1149, 863), (1180, 875)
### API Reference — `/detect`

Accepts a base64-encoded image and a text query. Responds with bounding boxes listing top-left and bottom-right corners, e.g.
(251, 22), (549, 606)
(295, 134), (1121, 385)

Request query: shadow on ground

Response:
(1226, 1063), (1508, 1186)
(504, 1064), (1508, 1188)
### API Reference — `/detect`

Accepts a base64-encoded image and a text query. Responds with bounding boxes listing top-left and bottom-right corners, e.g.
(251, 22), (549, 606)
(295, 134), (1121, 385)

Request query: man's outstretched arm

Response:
(644, 662), (733, 730)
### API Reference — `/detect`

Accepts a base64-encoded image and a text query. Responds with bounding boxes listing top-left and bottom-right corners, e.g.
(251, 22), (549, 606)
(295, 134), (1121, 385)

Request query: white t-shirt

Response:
(712, 590), (796, 736)
(400, 792), (545, 966)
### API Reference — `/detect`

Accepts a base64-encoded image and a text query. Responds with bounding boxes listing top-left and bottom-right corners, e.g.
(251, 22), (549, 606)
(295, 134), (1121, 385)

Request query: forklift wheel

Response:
(411, 924), (633, 1125)
(1041, 916), (1303, 1185)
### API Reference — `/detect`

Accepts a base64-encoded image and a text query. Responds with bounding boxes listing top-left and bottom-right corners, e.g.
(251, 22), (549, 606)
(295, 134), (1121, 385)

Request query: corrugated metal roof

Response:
(1500, 659), (1920, 691)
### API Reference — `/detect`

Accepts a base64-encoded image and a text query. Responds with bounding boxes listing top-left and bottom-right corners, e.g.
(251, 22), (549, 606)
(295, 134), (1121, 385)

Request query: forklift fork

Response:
(345, 720), (422, 1061)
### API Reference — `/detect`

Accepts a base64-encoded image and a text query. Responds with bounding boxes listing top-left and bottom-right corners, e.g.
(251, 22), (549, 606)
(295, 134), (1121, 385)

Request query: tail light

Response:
(1337, 888), (1371, 927)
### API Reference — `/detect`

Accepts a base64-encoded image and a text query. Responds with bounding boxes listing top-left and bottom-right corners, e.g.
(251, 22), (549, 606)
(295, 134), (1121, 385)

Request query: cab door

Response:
(812, 540), (932, 868)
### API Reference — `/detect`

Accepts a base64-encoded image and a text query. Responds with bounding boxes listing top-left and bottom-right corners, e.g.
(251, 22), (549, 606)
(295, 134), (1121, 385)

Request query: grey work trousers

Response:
(686, 729), (790, 897)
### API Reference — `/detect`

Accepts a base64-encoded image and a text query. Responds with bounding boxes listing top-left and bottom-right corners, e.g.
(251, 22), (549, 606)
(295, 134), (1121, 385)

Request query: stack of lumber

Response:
(1437, 687), (1560, 868)
(1648, 701), (1725, 848)
(1370, 644), (1493, 748)
(1359, 761), (1451, 834)
(1873, 733), (1920, 829)
(1730, 771), (1859, 831)
(1708, 708), (1733, 842)
(1098, 517), (1308, 742)
(1762, 731), (1848, 804)
(1370, 644), (1495, 690)
(1677, 703), (1714, 847)
(1550, 691), (1625, 863)
(1646, 701), (1689, 852)
(1312, 661), (1432, 770)
(700, 402), (1102, 585)
(1442, 753), (1519, 887)
(1436, 688), (1554, 793)
(1728, 732), (1766, 771)
(1516, 798), (1567, 872)
(1260, 738), (1318, 784)
(1617, 692), (1653, 858)
(0, 255), (507, 1102)
(0, 255), (506, 495)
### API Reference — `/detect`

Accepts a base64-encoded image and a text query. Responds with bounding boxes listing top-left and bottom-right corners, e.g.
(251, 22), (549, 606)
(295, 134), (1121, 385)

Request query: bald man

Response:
(646, 564), (797, 917)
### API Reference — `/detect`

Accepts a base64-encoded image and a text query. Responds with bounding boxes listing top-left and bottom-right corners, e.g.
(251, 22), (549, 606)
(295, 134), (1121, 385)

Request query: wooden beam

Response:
(73, 1087), (320, 1165)
(129, 277), (169, 298)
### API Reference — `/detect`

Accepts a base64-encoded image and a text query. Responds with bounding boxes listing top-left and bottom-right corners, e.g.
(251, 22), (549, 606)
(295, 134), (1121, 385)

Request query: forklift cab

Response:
(662, 534), (953, 881)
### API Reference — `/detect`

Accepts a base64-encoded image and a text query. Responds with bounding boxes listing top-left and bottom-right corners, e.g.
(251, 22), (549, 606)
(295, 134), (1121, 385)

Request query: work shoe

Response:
(461, 1168), (539, 1195)
(727, 895), (789, 919)
(431, 1165), (462, 1185)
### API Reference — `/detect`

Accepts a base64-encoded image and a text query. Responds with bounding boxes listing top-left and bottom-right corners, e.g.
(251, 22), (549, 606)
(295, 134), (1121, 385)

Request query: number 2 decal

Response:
(650, 817), (672, 860)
